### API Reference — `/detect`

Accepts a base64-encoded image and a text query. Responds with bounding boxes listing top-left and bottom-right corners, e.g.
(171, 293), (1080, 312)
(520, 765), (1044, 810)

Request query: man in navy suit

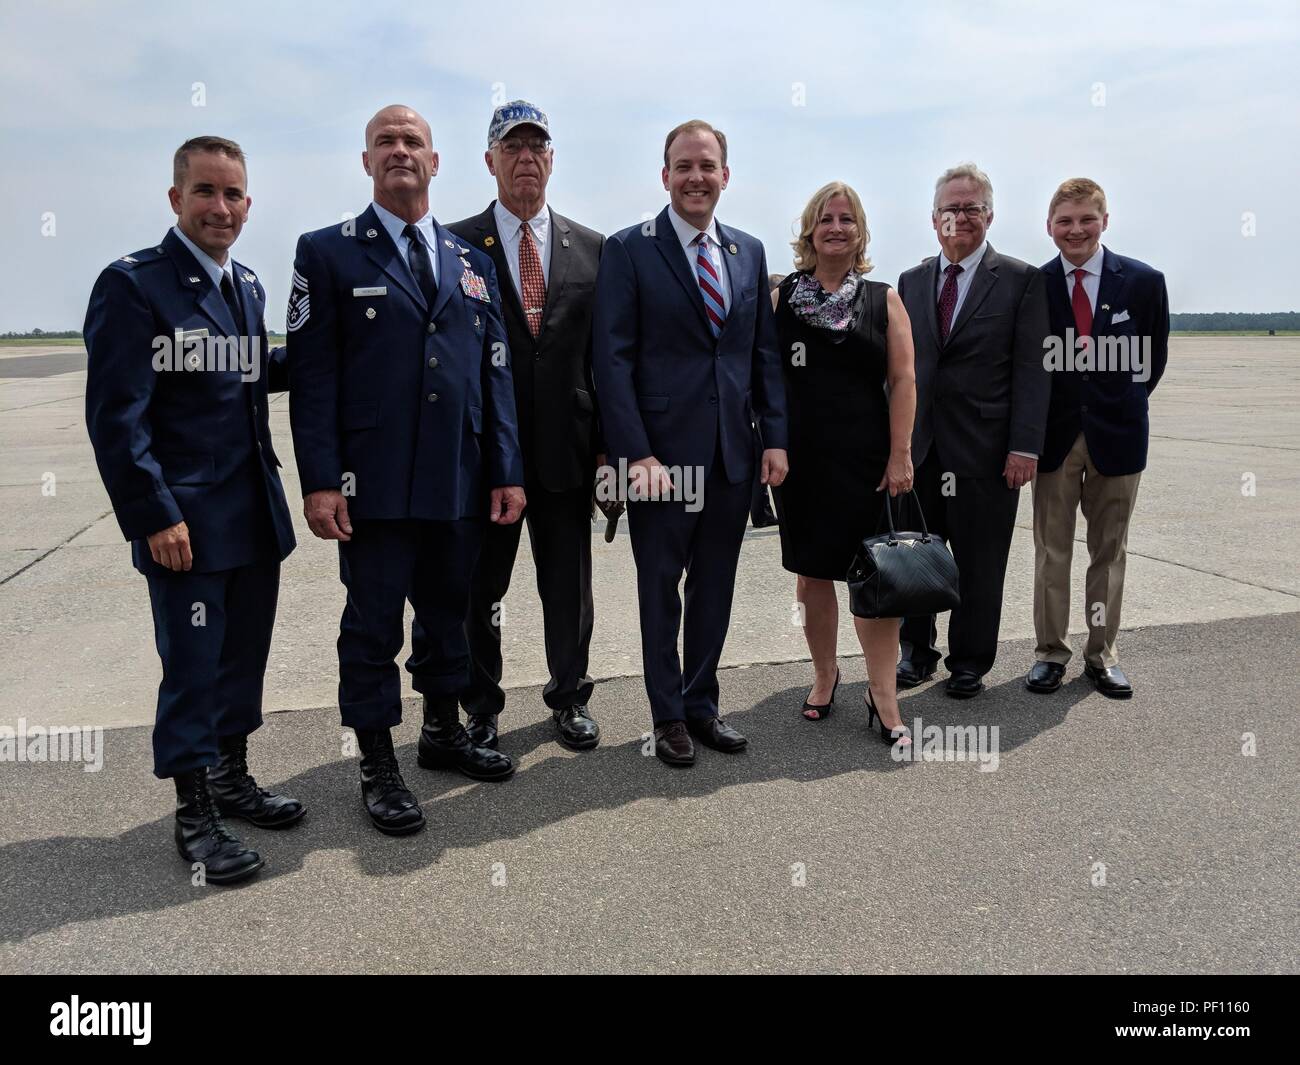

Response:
(1027, 178), (1169, 699)
(85, 136), (303, 886)
(593, 120), (788, 767)
(288, 105), (525, 834)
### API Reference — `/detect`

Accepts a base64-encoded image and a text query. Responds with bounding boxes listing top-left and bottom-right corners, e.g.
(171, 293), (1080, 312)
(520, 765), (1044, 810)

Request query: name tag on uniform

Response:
(176, 327), (209, 342)
(353, 286), (387, 297)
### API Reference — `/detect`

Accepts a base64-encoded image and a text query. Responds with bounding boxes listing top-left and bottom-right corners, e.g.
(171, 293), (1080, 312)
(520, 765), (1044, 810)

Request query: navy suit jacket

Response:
(84, 229), (295, 574)
(592, 206), (787, 485)
(1040, 248), (1169, 476)
(286, 205), (523, 521)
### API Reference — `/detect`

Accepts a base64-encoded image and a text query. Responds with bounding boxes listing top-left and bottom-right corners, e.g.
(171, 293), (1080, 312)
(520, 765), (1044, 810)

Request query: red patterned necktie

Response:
(938, 263), (962, 341)
(1071, 268), (1093, 337)
(694, 234), (726, 337)
(519, 221), (546, 337)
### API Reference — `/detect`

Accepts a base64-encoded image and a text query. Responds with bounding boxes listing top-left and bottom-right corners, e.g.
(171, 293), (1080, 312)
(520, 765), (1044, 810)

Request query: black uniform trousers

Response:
(899, 449), (1022, 678)
(627, 453), (751, 726)
(144, 558), (280, 779)
(337, 518), (482, 731)
(461, 485), (595, 717)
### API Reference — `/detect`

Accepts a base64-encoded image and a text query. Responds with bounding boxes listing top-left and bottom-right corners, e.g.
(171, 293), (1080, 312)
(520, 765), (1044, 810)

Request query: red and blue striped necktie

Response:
(694, 233), (725, 338)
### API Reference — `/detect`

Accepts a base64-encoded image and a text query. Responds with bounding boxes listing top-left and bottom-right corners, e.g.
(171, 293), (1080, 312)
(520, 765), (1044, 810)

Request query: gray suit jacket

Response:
(448, 203), (604, 493)
(898, 243), (1051, 478)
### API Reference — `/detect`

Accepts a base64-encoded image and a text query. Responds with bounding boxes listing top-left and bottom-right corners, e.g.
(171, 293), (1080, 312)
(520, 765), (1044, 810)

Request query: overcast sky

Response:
(2, 0), (1296, 331)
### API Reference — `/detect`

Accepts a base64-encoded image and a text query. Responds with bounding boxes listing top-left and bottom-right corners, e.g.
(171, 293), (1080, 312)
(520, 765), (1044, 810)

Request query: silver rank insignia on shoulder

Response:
(366, 228), (378, 238)
(365, 307), (376, 319)
(120, 255), (138, 264)
(241, 271), (256, 284)
(728, 243), (738, 255)
(189, 276), (201, 283)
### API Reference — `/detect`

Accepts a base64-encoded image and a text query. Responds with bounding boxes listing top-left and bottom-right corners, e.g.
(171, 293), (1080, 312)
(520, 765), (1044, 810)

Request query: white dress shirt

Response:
(492, 200), (552, 297)
(1061, 245), (1104, 311)
(171, 224), (235, 289)
(372, 200), (439, 288)
(667, 204), (731, 313)
(934, 240), (988, 322)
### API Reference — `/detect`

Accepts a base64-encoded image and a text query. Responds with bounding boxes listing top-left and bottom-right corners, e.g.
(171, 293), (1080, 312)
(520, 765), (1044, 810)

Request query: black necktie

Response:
(404, 223), (436, 307)
(220, 273), (244, 335)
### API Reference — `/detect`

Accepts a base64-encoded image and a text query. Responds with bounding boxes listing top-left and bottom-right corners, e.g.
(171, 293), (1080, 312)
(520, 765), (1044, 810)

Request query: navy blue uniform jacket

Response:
(286, 205), (523, 519)
(84, 230), (295, 574)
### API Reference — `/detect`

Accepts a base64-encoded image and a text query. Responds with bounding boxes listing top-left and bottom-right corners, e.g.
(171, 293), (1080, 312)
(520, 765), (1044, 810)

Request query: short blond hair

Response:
(791, 181), (873, 275)
(1049, 177), (1107, 218)
(663, 119), (727, 167)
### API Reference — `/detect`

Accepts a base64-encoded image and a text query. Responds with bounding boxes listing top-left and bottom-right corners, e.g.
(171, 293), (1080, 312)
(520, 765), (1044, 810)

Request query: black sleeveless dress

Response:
(773, 273), (893, 581)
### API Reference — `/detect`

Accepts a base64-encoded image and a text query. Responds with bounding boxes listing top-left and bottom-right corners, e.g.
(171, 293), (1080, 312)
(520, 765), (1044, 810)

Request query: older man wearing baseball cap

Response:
(435, 101), (608, 754)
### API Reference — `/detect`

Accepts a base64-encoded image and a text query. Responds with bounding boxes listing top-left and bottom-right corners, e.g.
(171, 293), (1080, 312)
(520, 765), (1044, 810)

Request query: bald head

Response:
(362, 104), (439, 222)
(365, 104), (432, 150)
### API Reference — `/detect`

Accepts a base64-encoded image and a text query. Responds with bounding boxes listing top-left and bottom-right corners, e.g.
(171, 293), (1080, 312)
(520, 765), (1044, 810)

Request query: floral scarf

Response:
(788, 270), (861, 332)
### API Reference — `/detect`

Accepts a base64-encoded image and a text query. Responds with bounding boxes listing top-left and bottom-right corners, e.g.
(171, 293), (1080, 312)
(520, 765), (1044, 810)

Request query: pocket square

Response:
(1110, 309), (1130, 324)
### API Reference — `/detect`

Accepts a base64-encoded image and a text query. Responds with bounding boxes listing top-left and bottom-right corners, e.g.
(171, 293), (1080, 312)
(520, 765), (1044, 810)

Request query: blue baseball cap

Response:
(488, 100), (551, 147)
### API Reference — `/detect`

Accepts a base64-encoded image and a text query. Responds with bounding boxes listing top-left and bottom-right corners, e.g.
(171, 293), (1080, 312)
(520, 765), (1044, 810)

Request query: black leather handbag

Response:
(847, 491), (960, 619)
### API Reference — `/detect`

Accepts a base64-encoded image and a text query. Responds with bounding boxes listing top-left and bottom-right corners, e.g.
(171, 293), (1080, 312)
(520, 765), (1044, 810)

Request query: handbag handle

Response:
(880, 489), (932, 543)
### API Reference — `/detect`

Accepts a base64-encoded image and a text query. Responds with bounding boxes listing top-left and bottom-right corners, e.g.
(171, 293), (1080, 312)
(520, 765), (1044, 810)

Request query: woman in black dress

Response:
(774, 182), (917, 745)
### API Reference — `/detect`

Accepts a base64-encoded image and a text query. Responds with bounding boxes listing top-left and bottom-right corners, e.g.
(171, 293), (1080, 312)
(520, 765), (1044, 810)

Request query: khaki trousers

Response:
(1032, 433), (1142, 668)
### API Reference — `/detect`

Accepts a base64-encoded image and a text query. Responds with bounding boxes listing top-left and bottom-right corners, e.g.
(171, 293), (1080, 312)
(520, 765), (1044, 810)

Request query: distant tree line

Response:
(3, 312), (1298, 339)
(1170, 312), (1300, 331)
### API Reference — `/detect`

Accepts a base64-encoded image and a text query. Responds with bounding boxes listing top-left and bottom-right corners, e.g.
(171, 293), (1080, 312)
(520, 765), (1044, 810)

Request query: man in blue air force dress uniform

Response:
(287, 105), (525, 836)
(85, 136), (303, 886)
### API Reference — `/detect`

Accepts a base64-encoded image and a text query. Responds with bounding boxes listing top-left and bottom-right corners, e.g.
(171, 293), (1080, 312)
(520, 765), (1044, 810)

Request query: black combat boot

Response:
(356, 728), (425, 835)
(417, 697), (514, 781)
(208, 733), (306, 828)
(174, 768), (264, 885)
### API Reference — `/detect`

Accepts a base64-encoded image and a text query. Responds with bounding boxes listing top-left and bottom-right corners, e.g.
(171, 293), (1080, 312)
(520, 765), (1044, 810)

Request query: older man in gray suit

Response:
(896, 163), (1050, 698)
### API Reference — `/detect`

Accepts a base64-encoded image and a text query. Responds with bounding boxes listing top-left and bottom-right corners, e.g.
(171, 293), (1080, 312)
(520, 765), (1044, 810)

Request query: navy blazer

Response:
(1040, 248), (1169, 476)
(592, 206), (787, 485)
(286, 205), (524, 521)
(84, 229), (295, 574)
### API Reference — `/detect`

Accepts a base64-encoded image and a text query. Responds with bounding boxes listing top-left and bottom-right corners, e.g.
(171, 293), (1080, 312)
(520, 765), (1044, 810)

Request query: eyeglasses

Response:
(937, 204), (987, 218)
(497, 137), (552, 156)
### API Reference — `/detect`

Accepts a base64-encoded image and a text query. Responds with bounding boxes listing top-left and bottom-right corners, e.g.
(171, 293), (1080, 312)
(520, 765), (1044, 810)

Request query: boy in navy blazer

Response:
(1027, 178), (1169, 699)
(85, 136), (302, 886)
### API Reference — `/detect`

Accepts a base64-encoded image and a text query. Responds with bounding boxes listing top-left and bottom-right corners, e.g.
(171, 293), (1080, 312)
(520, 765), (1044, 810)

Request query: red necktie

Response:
(937, 263), (962, 341)
(1071, 268), (1093, 338)
(519, 222), (546, 337)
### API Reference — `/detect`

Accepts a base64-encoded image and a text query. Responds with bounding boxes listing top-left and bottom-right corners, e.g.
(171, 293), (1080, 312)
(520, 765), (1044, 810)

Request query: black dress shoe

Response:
(464, 713), (499, 750)
(945, 672), (985, 699)
(1084, 662), (1133, 699)
(1025, 661), (1066, 694)
(174, 768), (264, 884)
(896, 660), (937, 690)
(208, 733), (306, 828)
(417, 697), (514, 781)
(554, 705), (600, 750)
(654, 722), (695, 766)
(685, 715), (748, 753)
(356, 729), (425, 836)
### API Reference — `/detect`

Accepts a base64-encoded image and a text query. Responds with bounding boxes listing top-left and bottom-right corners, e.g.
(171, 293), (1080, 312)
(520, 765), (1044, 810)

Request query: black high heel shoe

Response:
(801, 668), (840, 721)
(865, 688), (911, 747)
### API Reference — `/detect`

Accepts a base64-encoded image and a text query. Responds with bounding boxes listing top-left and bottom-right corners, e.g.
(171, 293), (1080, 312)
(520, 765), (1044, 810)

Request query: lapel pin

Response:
(443, 239), (455, 249)
(728, 243), (738, 255)
(188, 276), (201, 284)
(1101, 304), (1110, 311)
(562, 237), (570, 248)
(366, 228), (378, 239)
(484, 235), (496, 247)
(365, 307), (376, 320)
(457, 244), (469, 254)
